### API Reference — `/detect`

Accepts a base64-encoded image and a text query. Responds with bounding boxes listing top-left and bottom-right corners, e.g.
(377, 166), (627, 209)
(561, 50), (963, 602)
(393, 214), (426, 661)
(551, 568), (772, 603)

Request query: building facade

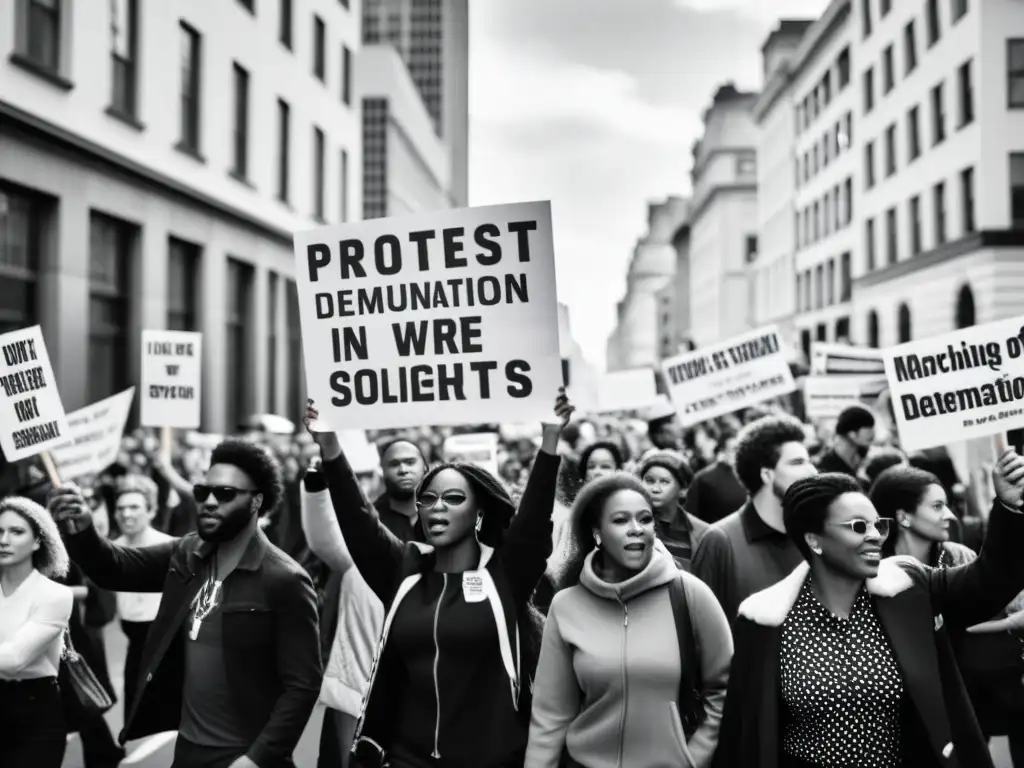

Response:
(0, 0), (360, 431)
(688, 84), (760, 347)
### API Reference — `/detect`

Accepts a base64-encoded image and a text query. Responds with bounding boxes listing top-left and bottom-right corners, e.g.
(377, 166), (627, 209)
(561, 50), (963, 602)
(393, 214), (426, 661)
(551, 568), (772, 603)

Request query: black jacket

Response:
(713, 500), (1024, 768)
(321, 449), (560, 768)
(63, 526), (322, 768)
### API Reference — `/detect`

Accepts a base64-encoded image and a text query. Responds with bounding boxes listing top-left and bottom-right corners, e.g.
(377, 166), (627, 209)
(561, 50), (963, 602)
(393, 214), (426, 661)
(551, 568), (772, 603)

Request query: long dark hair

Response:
(417, 462), (515, 548)
(869, 465), (941, 557)
(557, 472), (653, 590)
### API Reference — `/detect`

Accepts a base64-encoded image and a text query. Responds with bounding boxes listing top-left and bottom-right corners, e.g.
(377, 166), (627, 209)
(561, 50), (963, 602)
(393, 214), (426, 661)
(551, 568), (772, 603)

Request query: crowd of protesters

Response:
(1, 388), (1024, 768)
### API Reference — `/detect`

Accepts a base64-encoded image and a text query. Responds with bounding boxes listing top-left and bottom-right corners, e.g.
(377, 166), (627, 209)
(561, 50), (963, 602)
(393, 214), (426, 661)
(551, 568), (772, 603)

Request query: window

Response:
(0, 187), (43, 334)
(926, 0), (940, 47)
(231, 63), (250, 179)
(881, 0), (892, 15)
(279, 0), (292, 49)
(840, 252), (852, 302)
(886, 207), (898, 265)
(836, 317), (851, 342)
(961, 166), (976, 234)
(837, 47), (851, 89)
(110, 0), (138, 118)
(1012, 153), (1024, 228)
(804, 269), (812, 310)
(898, 304), (912, 343)
(909, 196), (922, 255)
(313, 15), (326, 82)
(864, 67), (875, 113)
(15, 0), (63, 75)
(276, 99), (290, 202)
(340, 149), (349, 222)
(795, 273), (804, 312)
(745, 236), (758, 264)
(833, 184), (841, 231)
(813, 201), (820, 242)
(267, 271), (278, 411)
(814, 265), (824, 309)
(951, 0), (967, 24)
(341, 45), (352, 105)
(286, 281), (305, 424)
(885, 123), (897, 177)
(883, 46), (895, 94)
(908, 105), (921, 161)
(225, 259), (254, 431)
(313, 126), (325, 221)
(88, 212), (134, 404)
(862, 0), (872, 38)
(1011, 40), (1024, 108)
(179, 22), (202, 152)
(736, 154), (757, 178)
(823, 191), (831, 236)
(865, 141), (876, 189)
(826, 259), (836, 306)
(844, 177), (853, 225)
(934, 181), (947, 245)
(867, 310), (880, 348)
(167, 237), (200, 331)
(958, 60), (974, 127)
(931, 82), (946, 145)
(904, 21), (917, 75)
(821, 72), (832, 108)
(955, 284), (975, 329)
(817, 323), (827, 343)
(866, 218), (877, 271)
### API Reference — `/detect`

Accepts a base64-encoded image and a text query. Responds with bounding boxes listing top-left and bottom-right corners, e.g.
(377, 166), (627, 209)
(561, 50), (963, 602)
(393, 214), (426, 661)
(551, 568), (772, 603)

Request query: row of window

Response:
(0, 185), (306, 427)
(795, 47), (851, 134)
(796, 177), (855, 251)
(796, 252), (853, 313)
(862, 0), (968, 46)
(796, 112), (853, 188)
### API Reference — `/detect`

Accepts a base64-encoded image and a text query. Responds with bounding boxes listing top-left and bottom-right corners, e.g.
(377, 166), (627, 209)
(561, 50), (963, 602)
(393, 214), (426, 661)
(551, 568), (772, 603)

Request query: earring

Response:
(475, 514), (483, 533)
(594, 533), (602, 548)
(899, 518), (911, 528)
(811, 546), (823, 555)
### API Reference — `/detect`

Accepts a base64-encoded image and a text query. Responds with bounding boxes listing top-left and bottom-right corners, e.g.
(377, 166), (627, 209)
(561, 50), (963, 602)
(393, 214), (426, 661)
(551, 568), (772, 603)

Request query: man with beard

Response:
(816, 405), (876, 477)
(691, 415), (817, 623)
(373, 439), (427, 543)
(49, 439), (321, 768)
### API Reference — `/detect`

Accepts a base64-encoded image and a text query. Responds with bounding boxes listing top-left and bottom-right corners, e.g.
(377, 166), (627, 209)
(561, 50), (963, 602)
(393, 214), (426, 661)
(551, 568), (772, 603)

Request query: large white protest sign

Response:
(293, 202), (562, 431)
(593, 369), (658, 413)
(883, 316), (1024, 452)
(660, 325), (796, 427)
(0, 325), (70, 462)
(48, 388), (135, 480)
(141, 331), (202, 429)
(444, 432), (500, 477)
(810, 343), (886, 376)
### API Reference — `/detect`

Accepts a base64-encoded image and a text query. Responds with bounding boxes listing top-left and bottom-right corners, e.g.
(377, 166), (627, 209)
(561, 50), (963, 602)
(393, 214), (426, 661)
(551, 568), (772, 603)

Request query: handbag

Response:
(62, 629), (114, 715)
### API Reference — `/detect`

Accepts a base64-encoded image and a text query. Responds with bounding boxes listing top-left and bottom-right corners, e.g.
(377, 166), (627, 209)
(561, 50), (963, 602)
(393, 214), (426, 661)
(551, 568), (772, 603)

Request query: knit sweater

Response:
(300, 486), (384, 716)
(527, 541), (733, 768)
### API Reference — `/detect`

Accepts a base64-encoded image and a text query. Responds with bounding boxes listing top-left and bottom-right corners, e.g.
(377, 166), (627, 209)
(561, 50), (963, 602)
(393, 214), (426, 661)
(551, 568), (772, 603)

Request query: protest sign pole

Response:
(39, 450), (62, 489)
(159, 426), (173, 465)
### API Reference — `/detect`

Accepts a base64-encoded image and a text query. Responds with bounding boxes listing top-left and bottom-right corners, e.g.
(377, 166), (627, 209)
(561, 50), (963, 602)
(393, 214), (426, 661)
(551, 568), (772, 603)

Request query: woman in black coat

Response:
(713, 446), (1024, 768)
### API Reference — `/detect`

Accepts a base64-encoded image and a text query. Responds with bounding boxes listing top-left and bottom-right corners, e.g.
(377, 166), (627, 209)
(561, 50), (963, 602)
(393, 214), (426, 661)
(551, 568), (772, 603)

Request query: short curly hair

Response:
(209, 438), (284, 515)
(734, 414), (808, 495)
(783, 473), (864, 560)
(0, 496), (69, 579)
(114, 473), (158, 511)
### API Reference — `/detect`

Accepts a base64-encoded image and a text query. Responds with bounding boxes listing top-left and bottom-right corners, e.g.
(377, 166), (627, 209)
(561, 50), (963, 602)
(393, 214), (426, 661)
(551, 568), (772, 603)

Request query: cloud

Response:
(673, 0), (831, 22)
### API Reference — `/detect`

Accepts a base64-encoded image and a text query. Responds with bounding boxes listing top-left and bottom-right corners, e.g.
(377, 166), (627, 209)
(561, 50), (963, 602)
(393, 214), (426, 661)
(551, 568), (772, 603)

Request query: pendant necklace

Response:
(189, 552), (223, 641)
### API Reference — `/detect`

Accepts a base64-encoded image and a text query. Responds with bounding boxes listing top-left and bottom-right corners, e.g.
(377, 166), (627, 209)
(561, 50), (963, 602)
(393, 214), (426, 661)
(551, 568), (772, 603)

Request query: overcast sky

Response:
(468, 0), (831, 370)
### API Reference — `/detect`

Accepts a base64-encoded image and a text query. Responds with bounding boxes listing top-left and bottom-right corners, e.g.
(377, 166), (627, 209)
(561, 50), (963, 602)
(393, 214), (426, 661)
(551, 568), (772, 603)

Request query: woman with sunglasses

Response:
(713, 453), (1024, 768)
(303, 389), (574, 768)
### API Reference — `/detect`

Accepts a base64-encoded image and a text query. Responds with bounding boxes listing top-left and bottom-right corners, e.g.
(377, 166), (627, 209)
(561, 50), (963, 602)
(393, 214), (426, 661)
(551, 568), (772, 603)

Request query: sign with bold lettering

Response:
(883, 316), (1024, 451)
(293, 202), (562, 430)
(140, 331), (202, 429)
(660, 325), (796, 427)
(0, 325), (70, 461)
(48, 388), (135, 480)
(810, 343), (886, 376)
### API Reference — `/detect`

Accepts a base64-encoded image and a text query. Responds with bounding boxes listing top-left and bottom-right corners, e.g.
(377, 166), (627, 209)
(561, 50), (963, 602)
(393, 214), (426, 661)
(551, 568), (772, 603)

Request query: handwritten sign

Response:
(48, 388), (135, 480)
(140, 331), (202, 429)
(0, 325), (70, 461)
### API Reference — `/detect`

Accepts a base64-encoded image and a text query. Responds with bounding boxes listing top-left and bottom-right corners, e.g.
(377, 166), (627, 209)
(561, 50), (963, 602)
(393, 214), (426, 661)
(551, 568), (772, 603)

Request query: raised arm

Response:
(300, 470), (356, 575)
(304, 402), (404, 601)
(49, 485), (177, 593)
(0, 581), (73, 675)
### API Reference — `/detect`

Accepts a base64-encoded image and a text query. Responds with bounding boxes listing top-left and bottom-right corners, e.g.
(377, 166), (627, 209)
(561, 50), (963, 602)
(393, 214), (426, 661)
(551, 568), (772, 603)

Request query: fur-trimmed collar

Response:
(737, 558), (917, 627)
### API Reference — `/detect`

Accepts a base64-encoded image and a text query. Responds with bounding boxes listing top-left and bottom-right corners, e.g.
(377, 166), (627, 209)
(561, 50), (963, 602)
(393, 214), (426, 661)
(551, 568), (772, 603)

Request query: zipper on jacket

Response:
(616, 600), (629, 768)
(431, 574), (447, 760)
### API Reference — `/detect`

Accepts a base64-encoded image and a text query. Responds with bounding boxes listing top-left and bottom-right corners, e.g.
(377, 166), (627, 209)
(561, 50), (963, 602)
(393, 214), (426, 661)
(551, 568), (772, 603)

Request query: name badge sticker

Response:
(462, 572), (486, 603)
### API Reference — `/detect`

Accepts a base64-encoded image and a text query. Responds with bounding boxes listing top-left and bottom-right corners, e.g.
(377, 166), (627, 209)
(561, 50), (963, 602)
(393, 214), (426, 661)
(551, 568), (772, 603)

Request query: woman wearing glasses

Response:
(304, 389), (573, 768)
(713, 454), (1024, 768)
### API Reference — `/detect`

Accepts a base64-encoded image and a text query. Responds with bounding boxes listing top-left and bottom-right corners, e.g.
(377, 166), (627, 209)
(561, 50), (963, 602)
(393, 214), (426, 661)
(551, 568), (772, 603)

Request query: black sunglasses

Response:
(416, 490), (468, 509)
(193, 485), (255, 504)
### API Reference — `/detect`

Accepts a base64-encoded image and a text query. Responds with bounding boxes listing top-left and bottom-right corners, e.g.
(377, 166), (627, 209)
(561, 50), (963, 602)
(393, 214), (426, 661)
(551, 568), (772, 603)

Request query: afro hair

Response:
(209, 438), (285, 515)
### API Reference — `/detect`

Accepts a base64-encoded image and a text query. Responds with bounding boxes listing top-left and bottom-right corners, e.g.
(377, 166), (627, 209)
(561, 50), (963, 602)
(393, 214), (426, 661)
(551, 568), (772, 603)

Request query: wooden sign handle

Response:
(995, 433), (1009, 455)
(39, 451), (61, 488)
(159, 426), (173, 464)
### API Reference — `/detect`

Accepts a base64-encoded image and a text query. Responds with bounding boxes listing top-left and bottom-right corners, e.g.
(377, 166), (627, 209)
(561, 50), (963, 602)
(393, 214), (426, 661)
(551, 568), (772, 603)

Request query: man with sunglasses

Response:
(49, 438), (322, 768)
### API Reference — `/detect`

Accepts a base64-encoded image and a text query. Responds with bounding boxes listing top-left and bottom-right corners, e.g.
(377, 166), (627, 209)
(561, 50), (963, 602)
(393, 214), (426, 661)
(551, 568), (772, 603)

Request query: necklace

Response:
(189, 554), (223, 641)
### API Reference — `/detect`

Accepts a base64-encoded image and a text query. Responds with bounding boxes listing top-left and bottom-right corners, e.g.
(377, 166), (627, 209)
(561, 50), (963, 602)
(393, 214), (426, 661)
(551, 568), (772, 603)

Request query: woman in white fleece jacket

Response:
(301, 464), (384, 768)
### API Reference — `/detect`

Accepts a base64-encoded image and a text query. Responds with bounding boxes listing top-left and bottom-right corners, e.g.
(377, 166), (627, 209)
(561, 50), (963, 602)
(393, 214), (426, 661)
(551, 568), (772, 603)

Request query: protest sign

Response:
(660, 325), (797, 427)
(141, 331), (202, 429)
(48, 388), (135, 480)
(811, 342), (886, 376)
(293, 202), (562, 431)
(443, 432), (500, 477)
(882, 315), (1024, 452)
(594, 369), (658, 414)
(803, 375), (889, 420)
(338, 429), (381, 474)
(0, 325), (70, 462)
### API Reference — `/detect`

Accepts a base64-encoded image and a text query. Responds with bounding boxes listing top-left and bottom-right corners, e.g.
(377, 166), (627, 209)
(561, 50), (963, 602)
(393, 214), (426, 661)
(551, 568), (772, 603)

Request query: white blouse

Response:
(0, 568), (74, 680)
